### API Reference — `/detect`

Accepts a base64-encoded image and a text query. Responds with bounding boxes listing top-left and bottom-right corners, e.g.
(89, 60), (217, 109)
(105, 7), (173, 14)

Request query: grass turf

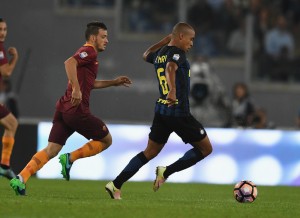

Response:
(1, 177), (299, 218)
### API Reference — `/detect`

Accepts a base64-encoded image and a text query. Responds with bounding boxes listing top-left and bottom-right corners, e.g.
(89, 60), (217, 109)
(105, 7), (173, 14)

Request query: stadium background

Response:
(1, 0), (300, 127)
(1, 0), (300, 186)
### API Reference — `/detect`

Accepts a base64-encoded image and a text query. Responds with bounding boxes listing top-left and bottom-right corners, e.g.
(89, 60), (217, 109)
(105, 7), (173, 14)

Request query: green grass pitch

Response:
(1, 177), (300, 218)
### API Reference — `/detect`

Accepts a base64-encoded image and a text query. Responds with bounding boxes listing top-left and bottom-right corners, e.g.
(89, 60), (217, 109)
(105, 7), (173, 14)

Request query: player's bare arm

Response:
(64, 57), (82, 106)
(142, 34), (172, 61)
(93, 76), (132, 89)
(165, 61), (178, 107)
(0, 46), (18, 77)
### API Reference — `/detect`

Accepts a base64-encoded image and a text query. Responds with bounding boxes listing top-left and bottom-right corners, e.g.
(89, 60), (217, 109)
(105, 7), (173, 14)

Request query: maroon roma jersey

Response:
(56, 44), (99, 114)
(0, 42), (8, 82)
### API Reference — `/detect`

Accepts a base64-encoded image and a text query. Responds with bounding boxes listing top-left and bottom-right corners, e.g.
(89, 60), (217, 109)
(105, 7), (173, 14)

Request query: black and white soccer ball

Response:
(233, 180), (258, 203)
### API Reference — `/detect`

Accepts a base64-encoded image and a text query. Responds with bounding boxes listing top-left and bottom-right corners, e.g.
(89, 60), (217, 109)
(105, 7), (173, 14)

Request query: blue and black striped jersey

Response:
(146, 46), (191, 117)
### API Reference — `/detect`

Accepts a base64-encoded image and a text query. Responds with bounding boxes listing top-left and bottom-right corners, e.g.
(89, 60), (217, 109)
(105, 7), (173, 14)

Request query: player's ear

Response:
(90, 34), (96, 42)
(179, 33), (184, 40)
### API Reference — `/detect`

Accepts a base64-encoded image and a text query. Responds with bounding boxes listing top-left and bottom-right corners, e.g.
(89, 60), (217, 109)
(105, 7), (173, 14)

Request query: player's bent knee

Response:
(1, 113), (18, 133)
(100, 133), (112, 149)
(143, 152), (156, 160)
(200, 143), (213, 157)
(44, 143), (62, 158)
(195, 143), (213, 158)
(143, 147), (161, 160)
(200, 137), (213, 157)
(11, 118), (18, 132)
(205, 145), (213, 156)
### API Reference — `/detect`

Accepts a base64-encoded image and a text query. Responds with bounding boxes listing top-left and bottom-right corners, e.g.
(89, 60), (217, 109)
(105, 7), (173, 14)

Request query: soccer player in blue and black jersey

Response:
(106, 22), (213, 199)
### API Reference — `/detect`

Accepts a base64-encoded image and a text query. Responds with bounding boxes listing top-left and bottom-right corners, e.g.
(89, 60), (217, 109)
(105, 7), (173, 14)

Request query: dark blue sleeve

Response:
(145, 52), (156, 64)
(166, 47), (186, 66)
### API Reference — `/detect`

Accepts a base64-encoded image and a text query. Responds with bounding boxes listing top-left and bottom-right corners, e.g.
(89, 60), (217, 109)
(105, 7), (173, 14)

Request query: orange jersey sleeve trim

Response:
(83, 43), (97, 51)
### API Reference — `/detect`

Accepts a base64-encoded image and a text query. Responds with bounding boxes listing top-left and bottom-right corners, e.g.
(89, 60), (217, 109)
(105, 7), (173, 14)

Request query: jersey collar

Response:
(84, 43), (97, 52)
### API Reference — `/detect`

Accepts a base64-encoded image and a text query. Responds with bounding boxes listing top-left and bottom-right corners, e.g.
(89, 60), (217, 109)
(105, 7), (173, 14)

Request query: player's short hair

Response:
(172, 22), (194, 35)
(85, 21), (107, 40)
(0, 17), (5, 23)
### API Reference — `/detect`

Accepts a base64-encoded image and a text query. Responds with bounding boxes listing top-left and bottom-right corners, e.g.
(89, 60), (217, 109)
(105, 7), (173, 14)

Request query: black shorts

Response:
(149, 113), (207, 144)
(48, 110), (109, 145)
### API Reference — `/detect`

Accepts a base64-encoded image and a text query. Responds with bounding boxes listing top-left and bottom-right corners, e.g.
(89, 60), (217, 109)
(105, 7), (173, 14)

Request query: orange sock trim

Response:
(19, 150), (49, 183)
(1, 136), (15, 166)
(70, 140), (104, 162)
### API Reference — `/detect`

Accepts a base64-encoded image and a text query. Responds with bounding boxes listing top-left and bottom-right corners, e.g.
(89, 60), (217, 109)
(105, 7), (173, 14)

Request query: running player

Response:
(10, 21), (132, 195)
(0, 18), (18, 180)
(105, 22), (213, 199)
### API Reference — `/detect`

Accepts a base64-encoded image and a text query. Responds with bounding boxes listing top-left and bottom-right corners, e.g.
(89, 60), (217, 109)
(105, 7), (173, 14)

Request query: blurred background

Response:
(1, 0), (300, 128)
(2, 0), (300, 185)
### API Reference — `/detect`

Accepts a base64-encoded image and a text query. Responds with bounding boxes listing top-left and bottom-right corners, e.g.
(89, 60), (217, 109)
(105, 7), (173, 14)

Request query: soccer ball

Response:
(233, 180), (258, 203)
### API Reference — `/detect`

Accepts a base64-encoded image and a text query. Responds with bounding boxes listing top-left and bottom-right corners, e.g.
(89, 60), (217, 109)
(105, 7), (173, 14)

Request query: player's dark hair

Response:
(0, 17), (5, 22)
(85, 21), (107, 40)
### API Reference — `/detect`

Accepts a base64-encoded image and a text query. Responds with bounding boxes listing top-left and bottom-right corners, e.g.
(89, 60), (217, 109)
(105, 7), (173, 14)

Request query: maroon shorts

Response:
(0, 104), (10, 119)
(48, 110), (109, 145)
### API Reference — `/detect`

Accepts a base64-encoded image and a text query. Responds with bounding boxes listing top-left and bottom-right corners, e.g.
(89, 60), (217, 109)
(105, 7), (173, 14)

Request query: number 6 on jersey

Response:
(156, 67), (169, 95)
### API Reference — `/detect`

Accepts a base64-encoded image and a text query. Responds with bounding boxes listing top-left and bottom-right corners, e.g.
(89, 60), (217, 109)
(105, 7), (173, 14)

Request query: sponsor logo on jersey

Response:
(172, 54), (180, 61)
(155, 55), (167, 63)
(79, 52), (88, 59)
(157, 98), (179, 105)
(0, 51), (4, 59)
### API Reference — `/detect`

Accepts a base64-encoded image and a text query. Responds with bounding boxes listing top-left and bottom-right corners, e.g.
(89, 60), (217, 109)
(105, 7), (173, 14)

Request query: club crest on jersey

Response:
(172, 54), (180, 61)
(79, 52), (88, 59)
(0, 51), (4, 59)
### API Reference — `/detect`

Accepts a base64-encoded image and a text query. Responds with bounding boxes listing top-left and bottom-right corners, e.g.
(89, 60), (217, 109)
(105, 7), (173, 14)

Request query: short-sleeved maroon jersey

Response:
(0, 42), (8, 82)
(56, 44), (99, 114)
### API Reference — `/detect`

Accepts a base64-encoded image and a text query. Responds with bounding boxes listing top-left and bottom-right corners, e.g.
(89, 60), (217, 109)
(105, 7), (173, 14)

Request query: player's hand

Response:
(71, 88), (82, 106)
(7, 47), (18, 58)
(166, 90), (176, 107)
(114, 76), (132, 87)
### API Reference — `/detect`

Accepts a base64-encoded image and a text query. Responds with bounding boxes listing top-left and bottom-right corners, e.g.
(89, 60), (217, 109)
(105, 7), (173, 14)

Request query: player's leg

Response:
(20, 142), (62, 182)
(163, 136), (212, 179)
(10, 110), (72, 195)
(154, 116), (213, 191)
(59, 113), (110, 180)
(10, 142), (63, 196)
(0, 109), (18, 179)
(106, 139), (165, 199)
(105, 148), (151, 199)
(68, 133), (111, 163)
(112, 139), (164, 188)
(106, 113), (169, 199)
(59, 133), (111, 180)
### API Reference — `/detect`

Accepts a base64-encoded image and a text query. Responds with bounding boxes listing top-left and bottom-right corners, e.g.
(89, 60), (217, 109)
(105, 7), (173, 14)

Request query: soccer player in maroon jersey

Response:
(10, 21), (132, 195)
(0, 18), (18, 180)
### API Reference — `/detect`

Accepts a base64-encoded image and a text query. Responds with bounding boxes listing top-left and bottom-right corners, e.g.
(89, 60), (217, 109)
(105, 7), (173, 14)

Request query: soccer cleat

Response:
(153, 166), (166, 192)
(105, 181), (122, 200)
(0, 166), (16, 180)
(10, 176), (26, 196)
(59, 153), (73, 181)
